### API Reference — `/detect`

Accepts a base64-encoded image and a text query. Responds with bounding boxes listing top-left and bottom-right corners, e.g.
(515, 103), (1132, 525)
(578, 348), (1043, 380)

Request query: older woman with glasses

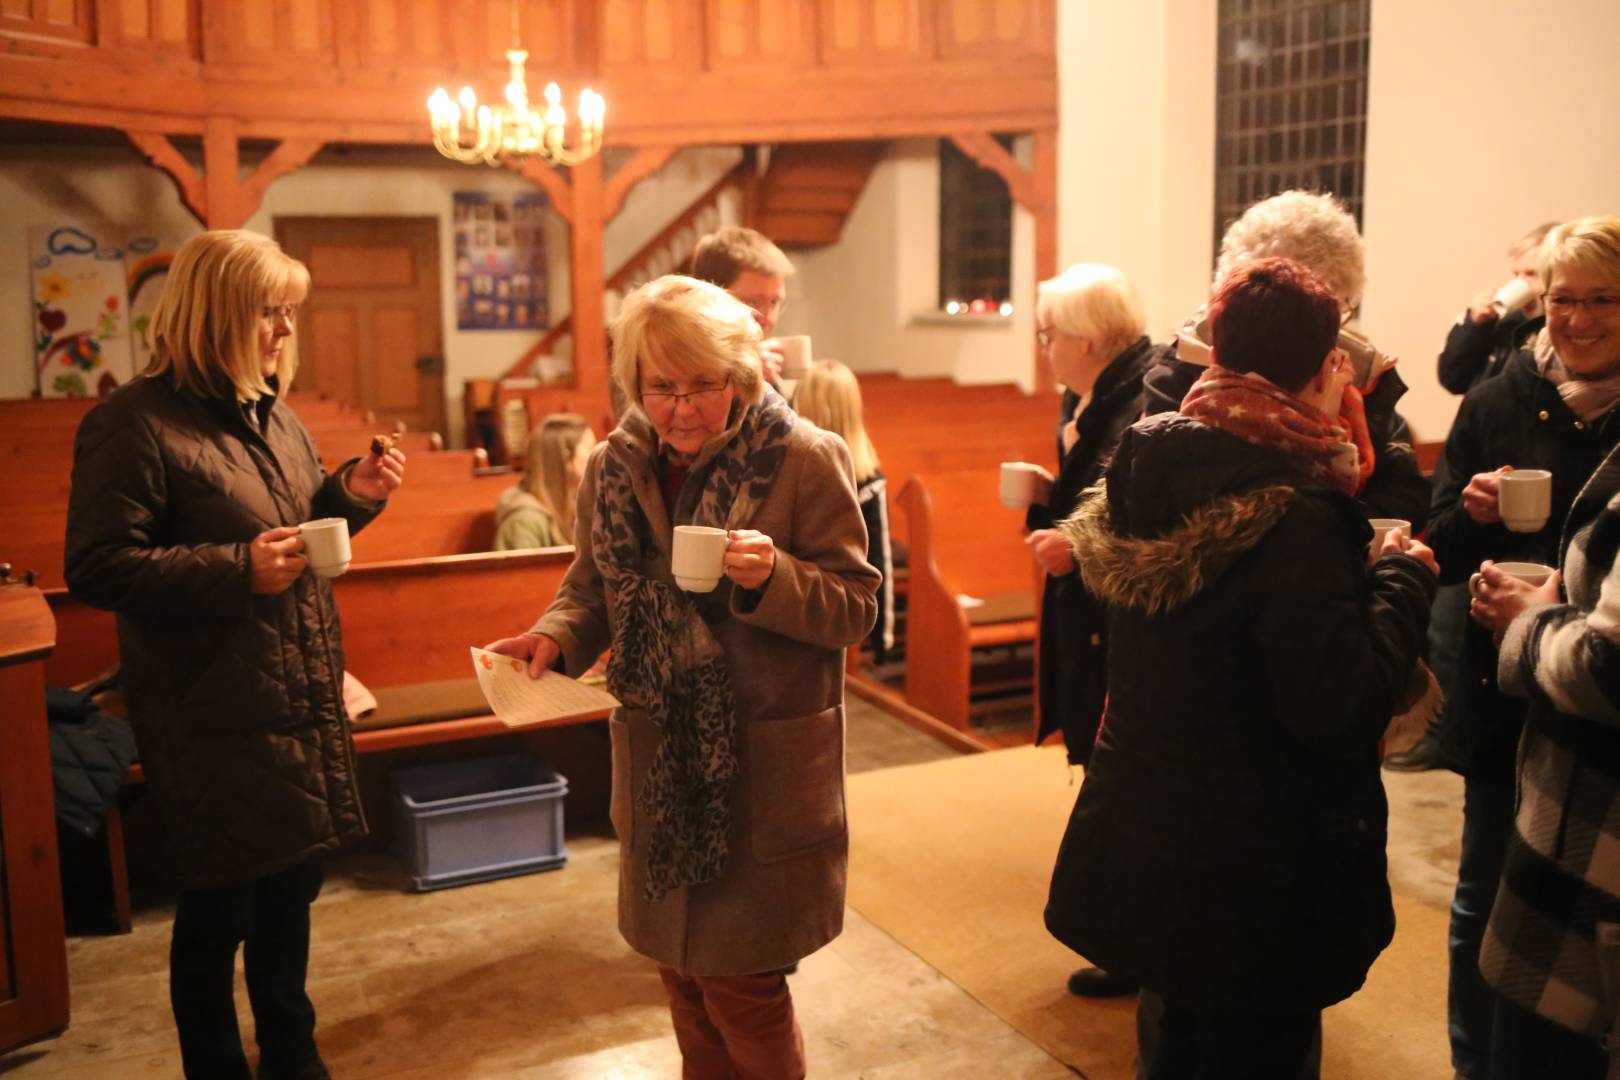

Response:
(1423, 215), (1620, 1080)
(1463, 216), (1620, 1080)
(485, 275), (878, 1079)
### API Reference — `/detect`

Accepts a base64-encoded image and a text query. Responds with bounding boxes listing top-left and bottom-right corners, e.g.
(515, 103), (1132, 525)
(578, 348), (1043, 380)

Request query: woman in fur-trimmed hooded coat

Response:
(1045, 258), (1437, 1074)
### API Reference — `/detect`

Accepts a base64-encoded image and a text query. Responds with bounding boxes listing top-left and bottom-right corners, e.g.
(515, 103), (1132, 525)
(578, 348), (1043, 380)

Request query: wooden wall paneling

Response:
(706, 0), (815, 71)
(818, 0), (930, 65)
(100, 0), (202, 59)
(935, 0), (1051, 61)
(600, 0), (703, 73)
(308, 307), (361, 404)
(0, 0), (91, 43)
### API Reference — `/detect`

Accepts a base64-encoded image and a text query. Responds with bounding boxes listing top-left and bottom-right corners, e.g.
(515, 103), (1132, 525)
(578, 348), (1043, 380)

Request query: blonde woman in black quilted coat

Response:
(65, 230), (405, 1080)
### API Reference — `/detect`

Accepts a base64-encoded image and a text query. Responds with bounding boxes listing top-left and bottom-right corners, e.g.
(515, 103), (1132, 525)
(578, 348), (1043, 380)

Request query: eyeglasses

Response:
(734, 295), (785, 318)
(641, 377), (731, 411)
(1543, 293), (1620, 318)
(261, 304), (299, 325)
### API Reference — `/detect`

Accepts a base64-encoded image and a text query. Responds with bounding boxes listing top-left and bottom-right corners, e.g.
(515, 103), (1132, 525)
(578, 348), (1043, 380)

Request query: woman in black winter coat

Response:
(1045, 259), (1437, 1078)
(65, 230), (405, 1080)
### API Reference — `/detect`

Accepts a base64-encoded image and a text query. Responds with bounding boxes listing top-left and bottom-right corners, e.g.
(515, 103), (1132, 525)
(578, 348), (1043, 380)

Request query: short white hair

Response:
(1036, 263), (1147, 360)
(1215, 190), (1365, 310)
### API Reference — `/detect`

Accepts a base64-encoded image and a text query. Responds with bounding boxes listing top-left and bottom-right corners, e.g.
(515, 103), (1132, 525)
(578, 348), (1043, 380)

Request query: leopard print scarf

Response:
(591, 388), (796, 901)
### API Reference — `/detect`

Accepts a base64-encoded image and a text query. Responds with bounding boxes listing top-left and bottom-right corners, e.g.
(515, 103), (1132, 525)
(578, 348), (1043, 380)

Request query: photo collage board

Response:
(454, 192), (550, 331)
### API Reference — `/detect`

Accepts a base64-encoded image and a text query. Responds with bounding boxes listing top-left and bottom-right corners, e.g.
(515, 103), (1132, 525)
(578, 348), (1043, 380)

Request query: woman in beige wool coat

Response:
(486, 275), (878, 1079)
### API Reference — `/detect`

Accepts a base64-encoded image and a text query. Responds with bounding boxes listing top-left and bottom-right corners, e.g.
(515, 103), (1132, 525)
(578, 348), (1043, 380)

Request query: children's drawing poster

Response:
(453, 192), (549, 331)
(123, 232), (184, 375)
(30, 225), (135, 398)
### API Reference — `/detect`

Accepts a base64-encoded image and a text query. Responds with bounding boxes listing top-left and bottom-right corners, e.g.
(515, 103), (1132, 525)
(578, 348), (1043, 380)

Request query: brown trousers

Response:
(657, 965), (806, 1080)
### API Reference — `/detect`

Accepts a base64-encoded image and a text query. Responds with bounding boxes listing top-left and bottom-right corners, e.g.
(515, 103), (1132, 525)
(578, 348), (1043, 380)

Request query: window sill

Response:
(909, 311), (1015, 330)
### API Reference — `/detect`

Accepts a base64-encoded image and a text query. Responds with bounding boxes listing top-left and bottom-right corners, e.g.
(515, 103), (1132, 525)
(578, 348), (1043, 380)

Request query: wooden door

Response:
(275, 217), (447, 438)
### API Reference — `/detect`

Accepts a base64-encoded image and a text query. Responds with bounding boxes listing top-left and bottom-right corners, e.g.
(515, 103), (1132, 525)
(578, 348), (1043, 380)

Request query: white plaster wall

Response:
(0, 143), (739, 445)
(1360, 0), (1620, 443)
(787, 139), (1037, 390)
(1058, 0), (1218, 344)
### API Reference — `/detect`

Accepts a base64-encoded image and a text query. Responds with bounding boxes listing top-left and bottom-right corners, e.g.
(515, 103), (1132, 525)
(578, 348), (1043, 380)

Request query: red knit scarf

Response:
(1181, 365), (1375, 496)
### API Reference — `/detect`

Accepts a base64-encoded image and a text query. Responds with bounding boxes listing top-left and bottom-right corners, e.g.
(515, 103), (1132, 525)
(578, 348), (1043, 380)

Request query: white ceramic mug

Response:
(1492, 277), (1536, 318)
(298, 517), (352, 579)
(672, 525), (729, 592)
(1498, 469), (1552, 533)
(1368, 518), (1412, 554)
(776, 335), (812, 379)
(1469, 560), (1556, 597)
(999, 462), (1050, 510)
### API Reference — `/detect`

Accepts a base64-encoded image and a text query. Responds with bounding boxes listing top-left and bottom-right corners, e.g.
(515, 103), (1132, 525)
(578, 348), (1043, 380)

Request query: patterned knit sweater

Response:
(1483, 441), (1620, 1043)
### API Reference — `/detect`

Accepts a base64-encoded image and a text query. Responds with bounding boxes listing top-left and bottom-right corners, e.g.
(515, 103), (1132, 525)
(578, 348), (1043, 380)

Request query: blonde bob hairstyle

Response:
(1539, 216), (1620, 290)
(794, 359), (881, 482)
(521, 412), (593, 541)
(1214, 190), (1364, 310)
(611, 275), (765, 412)
(147, 229), (310, 401)
(1036, 263), (1147, 361)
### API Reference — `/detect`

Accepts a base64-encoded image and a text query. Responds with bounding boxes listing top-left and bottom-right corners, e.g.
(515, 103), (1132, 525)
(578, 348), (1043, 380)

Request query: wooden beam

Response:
(505, 156), (574, 224)
(202, 115), (241, 228)
(1031, 126), (1059, 393)
(125, 129), (208, 225)
(239, 138), (323, 222)
(603, 145), (678, 223)
(948, 132), (1039, 213)
(568, 152), (611, 423)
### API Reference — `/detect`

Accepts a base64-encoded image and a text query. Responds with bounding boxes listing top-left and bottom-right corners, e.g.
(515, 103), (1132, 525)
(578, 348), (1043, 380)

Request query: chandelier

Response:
(426, 12), (603, 168)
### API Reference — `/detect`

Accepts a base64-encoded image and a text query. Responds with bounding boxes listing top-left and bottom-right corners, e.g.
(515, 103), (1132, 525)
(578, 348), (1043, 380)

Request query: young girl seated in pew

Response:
(795, 359), (895, 663)
(494, 413), (595, 550)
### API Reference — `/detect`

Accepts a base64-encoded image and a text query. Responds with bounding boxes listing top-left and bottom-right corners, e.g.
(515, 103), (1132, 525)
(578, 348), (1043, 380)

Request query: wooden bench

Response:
(46, 546), (601, 924)
(897, 468), (1040, 734)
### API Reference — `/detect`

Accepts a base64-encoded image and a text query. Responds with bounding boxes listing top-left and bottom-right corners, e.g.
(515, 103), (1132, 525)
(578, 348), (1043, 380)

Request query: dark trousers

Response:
(170, 859), (325, 1080)
(1144, 995), (1321, 1079)
(1136, 989), (1322, 1080)
(1489, 996), (1608, 1080)
(1449, 778), (1515, 1079)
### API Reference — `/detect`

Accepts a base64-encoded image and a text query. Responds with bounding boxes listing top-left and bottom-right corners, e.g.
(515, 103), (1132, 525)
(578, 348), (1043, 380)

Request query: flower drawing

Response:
(38, 271), (70, 302)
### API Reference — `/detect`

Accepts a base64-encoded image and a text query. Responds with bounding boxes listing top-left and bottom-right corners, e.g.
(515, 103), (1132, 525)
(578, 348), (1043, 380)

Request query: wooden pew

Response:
(45, 547), (588, 750)
(898, 468), (1039, 733)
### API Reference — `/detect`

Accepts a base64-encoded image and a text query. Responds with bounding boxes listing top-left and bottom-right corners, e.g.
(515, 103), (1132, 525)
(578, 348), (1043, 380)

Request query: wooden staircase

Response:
(752, 141), (885, 248)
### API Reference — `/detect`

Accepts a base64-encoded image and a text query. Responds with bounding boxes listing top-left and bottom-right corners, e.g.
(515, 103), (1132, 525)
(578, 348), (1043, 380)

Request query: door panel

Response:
(276, 217), (445, 438)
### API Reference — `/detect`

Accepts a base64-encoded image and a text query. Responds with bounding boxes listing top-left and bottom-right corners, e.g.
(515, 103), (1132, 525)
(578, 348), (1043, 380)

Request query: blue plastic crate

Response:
(390, 752), (568, 891)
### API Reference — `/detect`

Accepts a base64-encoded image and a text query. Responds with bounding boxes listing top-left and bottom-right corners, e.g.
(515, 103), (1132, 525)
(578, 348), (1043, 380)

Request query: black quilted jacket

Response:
(65, 374), (381, 888)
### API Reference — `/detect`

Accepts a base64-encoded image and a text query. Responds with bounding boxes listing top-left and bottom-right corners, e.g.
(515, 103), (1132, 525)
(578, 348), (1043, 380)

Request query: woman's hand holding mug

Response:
(1469, 559), (1562, 644)
(725, 530), (776, 590)
(250, 526), (307, 594)
(1462, 466), (1510, 525)
(1380, 531), (1439, 576)
(1027, 528), (1076, 577)
(484, 632), (561, 679)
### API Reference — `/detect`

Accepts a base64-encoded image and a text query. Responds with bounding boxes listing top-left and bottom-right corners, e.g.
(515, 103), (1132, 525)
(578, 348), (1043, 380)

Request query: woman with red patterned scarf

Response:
(1044, 257), (1439, 1078)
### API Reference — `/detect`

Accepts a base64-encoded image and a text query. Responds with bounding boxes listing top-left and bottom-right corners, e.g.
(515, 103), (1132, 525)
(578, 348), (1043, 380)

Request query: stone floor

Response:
(3, 698), (1465, 1078)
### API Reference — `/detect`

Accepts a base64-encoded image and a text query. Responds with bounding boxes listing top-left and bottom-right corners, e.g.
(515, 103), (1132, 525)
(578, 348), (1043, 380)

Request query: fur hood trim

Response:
(1061, 482), (1296, 614)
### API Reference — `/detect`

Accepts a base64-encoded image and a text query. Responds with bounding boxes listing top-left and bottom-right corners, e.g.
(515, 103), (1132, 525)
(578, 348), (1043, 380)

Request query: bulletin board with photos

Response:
(453, 192), (549, 331)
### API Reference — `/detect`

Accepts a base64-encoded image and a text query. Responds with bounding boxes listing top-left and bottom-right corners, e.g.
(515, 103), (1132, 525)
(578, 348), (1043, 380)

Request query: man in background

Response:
(690, 226), (795, 387)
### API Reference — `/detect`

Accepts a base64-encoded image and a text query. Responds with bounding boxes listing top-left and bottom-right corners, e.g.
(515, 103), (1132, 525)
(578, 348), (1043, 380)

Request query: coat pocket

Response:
(608, 714), (634, 846)
(749, 705), (847, 863)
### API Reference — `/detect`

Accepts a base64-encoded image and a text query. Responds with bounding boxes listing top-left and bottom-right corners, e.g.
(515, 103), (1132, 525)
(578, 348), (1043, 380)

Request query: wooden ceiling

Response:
(0, 0), (1058, 147)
